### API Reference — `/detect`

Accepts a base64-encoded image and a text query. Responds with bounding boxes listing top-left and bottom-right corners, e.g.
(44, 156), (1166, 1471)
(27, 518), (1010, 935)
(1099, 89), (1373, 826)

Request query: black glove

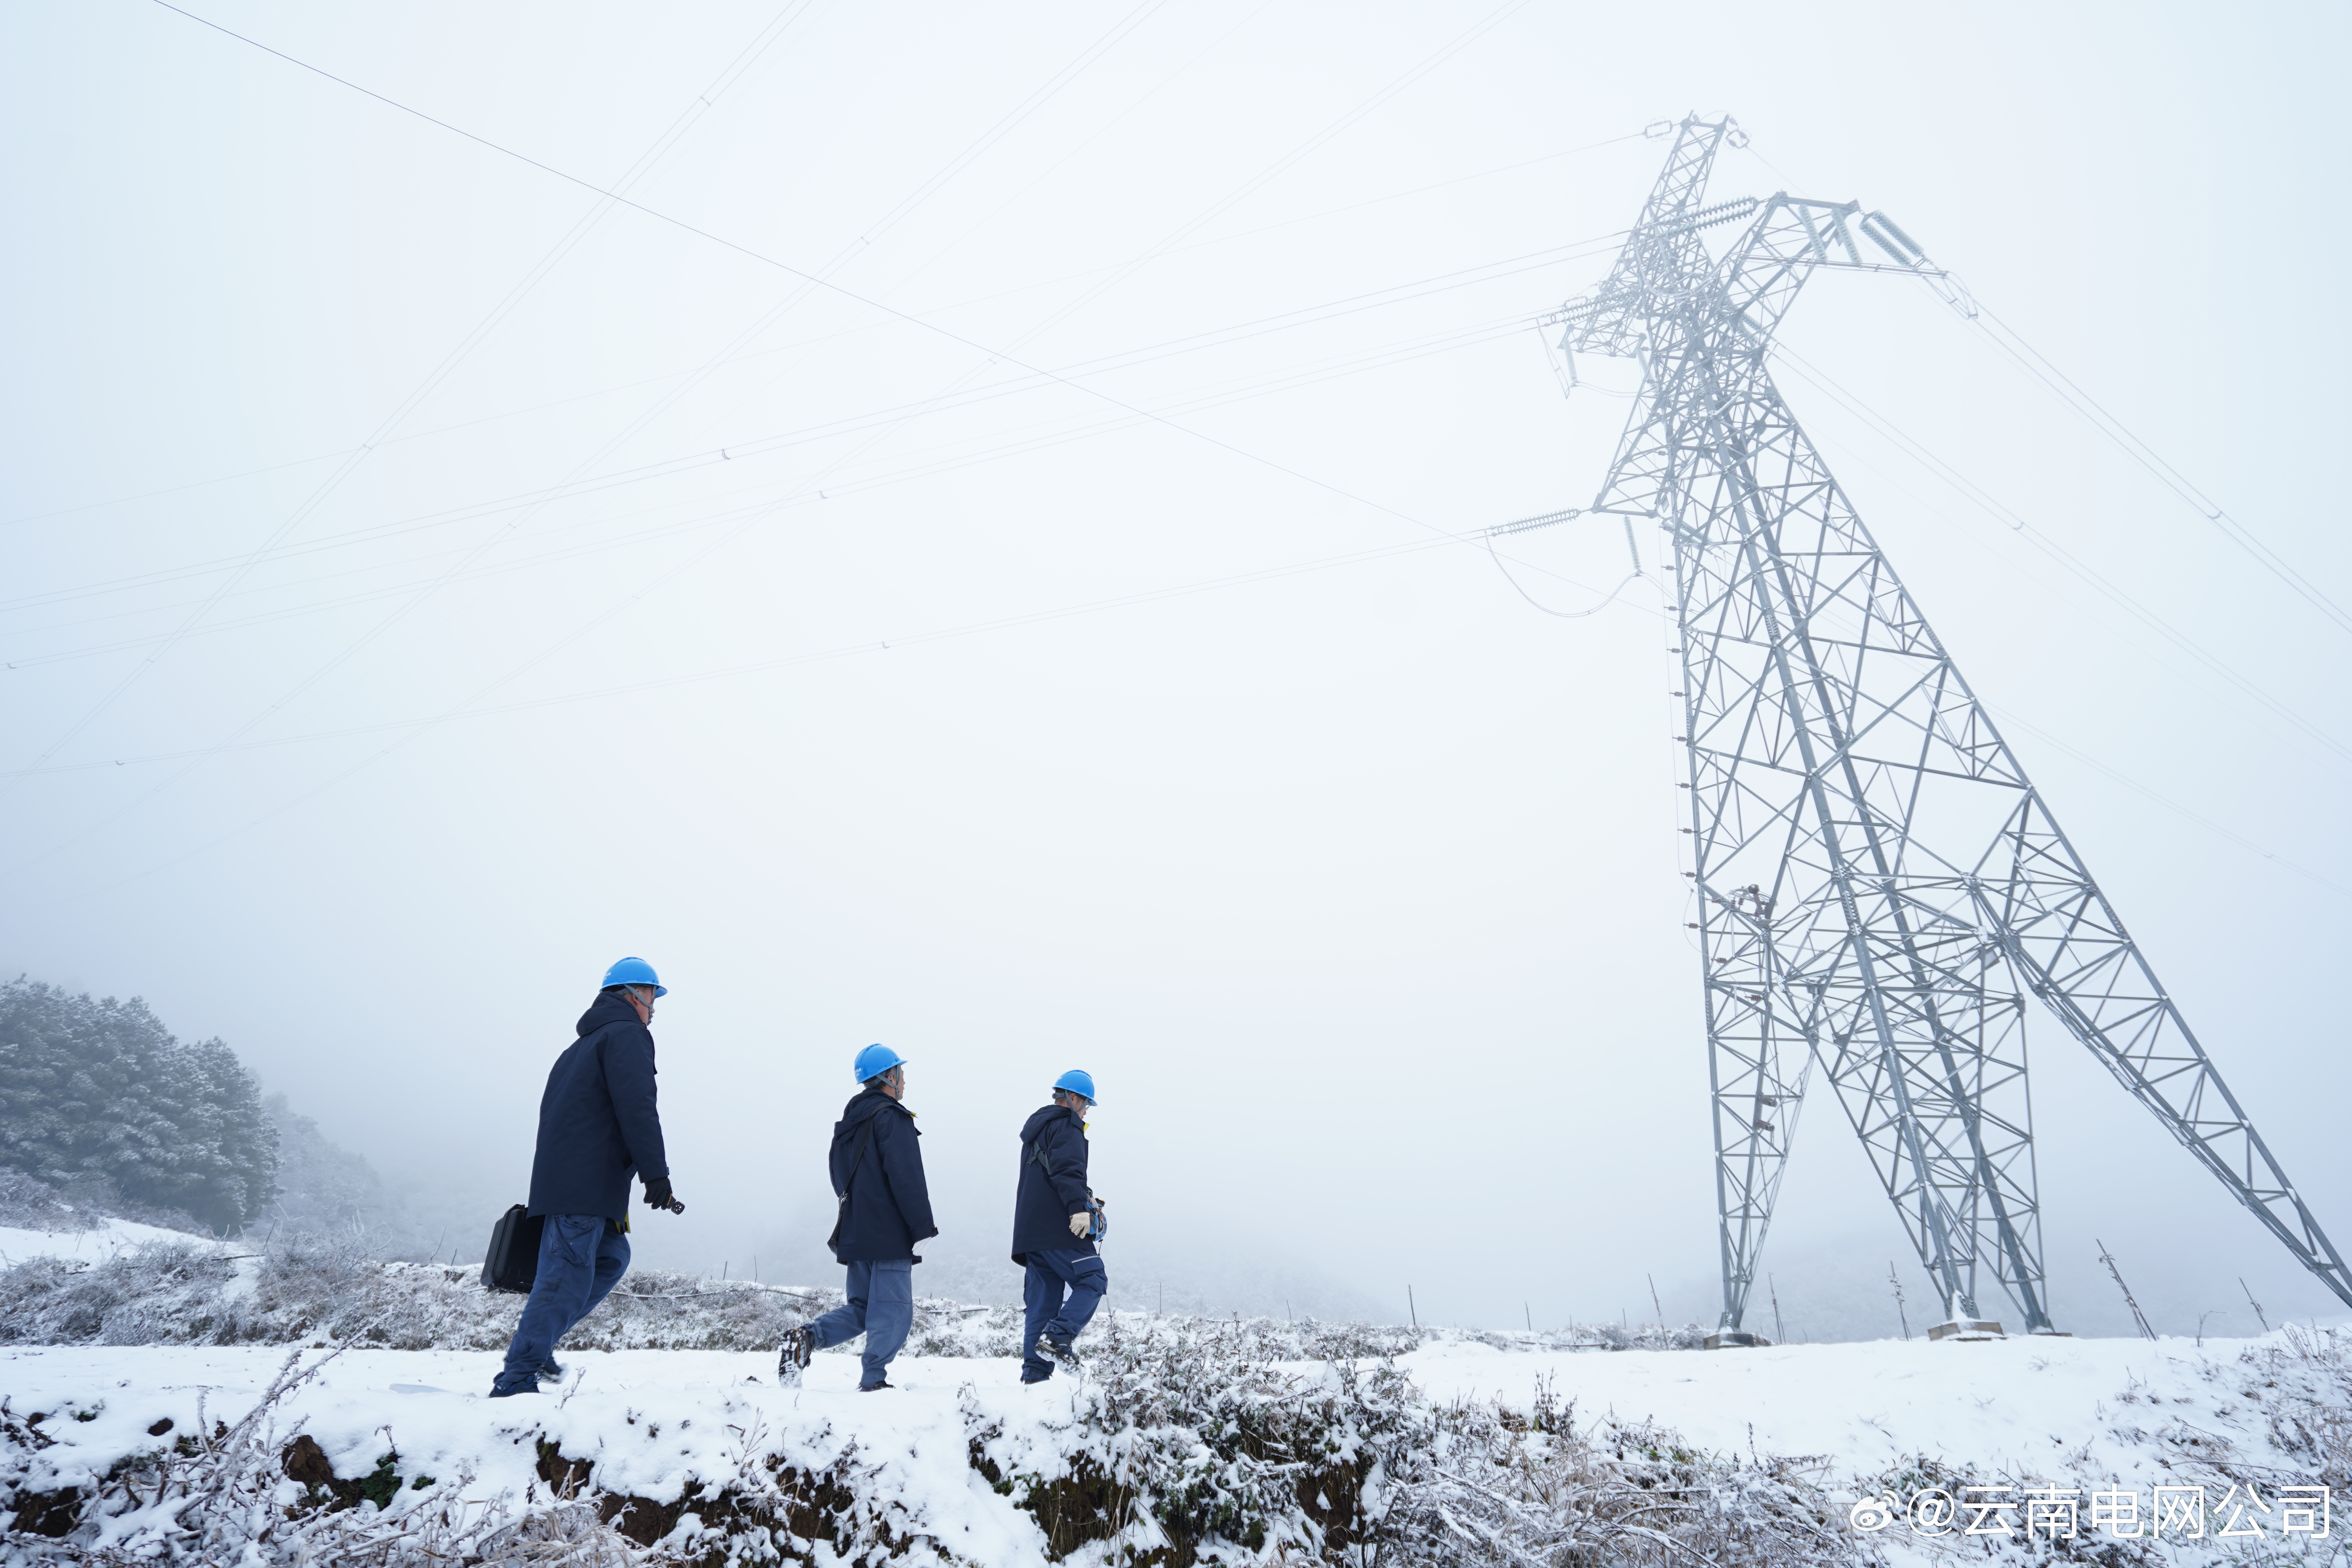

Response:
(644, 1175), (684, 1214)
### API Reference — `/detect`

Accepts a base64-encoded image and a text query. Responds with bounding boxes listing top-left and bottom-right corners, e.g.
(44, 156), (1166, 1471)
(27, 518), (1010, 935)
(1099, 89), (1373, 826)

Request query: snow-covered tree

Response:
(0, 979), (278, 1232)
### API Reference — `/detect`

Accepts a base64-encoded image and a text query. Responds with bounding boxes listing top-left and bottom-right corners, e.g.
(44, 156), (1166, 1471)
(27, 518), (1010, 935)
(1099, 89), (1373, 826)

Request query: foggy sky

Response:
(4, 0), (2347, 1341)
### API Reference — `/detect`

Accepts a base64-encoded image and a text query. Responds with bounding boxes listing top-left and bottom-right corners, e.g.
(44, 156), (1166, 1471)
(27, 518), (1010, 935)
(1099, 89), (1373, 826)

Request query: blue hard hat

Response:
(602, 956), (667, 998)
(1053, 1069), (1097, 1104)
(854, 1043), (906, 1083)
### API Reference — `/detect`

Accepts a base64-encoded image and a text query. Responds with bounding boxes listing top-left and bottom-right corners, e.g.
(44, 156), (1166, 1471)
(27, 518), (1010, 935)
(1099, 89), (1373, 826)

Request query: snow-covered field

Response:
(4, 1325), (2343, 1563)
(5, 1346), (1055, 1564)
(0, 1223), (2341, 1563)
(1413, 1331), (2249, 1478)
(0, 1218), (215, 1267)
(0, 1331), (2303, 1496)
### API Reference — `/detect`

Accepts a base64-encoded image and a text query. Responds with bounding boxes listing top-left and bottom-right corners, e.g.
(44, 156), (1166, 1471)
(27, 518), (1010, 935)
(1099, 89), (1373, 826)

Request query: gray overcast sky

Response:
(4, 0), (2347, 1339)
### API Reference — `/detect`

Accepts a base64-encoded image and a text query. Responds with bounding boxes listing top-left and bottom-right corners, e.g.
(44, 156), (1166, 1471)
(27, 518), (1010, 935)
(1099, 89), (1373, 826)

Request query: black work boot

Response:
(777, 1327), (814, 1388)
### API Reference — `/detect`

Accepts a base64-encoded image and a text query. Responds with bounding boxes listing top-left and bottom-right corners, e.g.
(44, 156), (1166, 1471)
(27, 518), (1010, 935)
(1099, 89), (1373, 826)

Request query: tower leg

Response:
(1702, 884), (1810, 1333)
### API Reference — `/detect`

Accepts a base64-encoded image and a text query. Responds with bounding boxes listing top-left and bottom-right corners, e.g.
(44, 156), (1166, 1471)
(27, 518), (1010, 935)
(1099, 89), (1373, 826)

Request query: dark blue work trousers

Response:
(1022, 1248), (1106, 1381)
(804, 1258), (915, 1389)
(493, 1214), (630, 1394)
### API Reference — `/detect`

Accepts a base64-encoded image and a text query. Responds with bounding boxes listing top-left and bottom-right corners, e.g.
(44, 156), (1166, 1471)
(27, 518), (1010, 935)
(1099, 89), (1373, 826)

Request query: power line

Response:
(505, 0), (1176, 545)
(12, 5), (1608, 696)
(854, 1), (1171, 253)
(144, 0), (1544, 525)
(1479, 508), (1651, 619)
(7, 309), (1548, 666)
(6, 136), (1632, 535)
(85, 520), (1628, 890)
(37, 0), (1234, 859)
(102, 4), (1539, 641)
(1964, 301), (2352, 641)
(1770, 343), (2351, 764)
(76, 7), (1601, 898)
(47, 0), (1614, 865)
(2, 0), (823, 799)
(1735, 135), (2347, 644)
(907, 0), (1539, 376)
(878, 0), (1287, 299)
(0, 232), (1610, 632)
(593, 0), (1546, 634)
(1981, 702), (2351, 898)
(38, 535), (1469, 780)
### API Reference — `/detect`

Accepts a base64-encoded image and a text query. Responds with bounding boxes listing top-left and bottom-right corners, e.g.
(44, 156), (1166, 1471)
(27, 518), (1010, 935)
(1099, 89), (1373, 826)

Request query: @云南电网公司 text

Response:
(1848, 1483), (2329, 1540)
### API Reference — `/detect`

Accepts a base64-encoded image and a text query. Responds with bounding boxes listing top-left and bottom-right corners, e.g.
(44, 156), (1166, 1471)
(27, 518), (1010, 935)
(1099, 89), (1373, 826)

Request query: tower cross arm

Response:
(1711, 196), (1959, 345)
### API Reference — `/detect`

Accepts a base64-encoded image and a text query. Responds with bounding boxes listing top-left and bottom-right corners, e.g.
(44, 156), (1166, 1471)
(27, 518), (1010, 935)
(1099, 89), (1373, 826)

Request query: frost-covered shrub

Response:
(1372, 1379), (1849, 1567)
(0, 1169), (101, 1234)
(967, 1314), (1422, 1564)
(0, 1241), (237, 1346)
(0, 1346), (639, 1565)
(1118, 1312), (1708, 1361)
(0, 1230), (976, 1356)
(2226, 1323), (2349, 1492)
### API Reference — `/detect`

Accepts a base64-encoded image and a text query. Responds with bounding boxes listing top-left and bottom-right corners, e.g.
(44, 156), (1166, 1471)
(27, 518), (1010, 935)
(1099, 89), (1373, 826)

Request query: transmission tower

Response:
(1547, 114), (2351, 1339)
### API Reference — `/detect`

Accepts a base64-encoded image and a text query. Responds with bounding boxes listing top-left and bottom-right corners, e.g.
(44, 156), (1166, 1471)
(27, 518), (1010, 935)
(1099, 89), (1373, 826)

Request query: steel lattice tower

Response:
(1549, 114), (2352, 1337)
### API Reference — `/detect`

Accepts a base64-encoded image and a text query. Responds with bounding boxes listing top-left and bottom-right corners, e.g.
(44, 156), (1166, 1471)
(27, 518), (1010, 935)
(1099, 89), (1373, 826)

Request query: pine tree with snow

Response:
(0, 979), (278, 1233)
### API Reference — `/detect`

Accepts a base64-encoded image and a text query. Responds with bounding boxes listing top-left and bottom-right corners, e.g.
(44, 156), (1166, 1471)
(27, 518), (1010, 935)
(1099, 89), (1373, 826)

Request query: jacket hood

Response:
(576, 992), (642, 1038)
(1020, 1105), (1077, 1142)
(842, 1086), (904, 1127)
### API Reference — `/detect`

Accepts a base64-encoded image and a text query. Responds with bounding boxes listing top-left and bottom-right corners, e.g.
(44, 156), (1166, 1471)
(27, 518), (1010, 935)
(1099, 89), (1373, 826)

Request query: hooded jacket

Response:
(1010, 1103), (1094, 1266)
(526, 991), (670, 1223)
(828, 1085), (937, 1262)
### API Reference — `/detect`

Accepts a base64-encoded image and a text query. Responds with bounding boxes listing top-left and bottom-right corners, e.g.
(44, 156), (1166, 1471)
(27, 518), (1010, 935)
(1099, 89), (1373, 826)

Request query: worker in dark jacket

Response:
(776, 1044), (936, 1392)
(1011, 1070), (1104, 1383)
(490, 957), (684, 1397)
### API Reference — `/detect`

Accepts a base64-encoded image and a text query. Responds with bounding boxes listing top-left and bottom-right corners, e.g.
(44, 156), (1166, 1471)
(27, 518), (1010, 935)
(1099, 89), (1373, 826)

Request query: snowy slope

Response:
(2, 1334), (2214, 1488)
(1408, 1332), (2235, 1477)
(3, 1326), (2341, 1563)
(0, 1218), (215, 1267)
(2, 1347), (1051, 1564)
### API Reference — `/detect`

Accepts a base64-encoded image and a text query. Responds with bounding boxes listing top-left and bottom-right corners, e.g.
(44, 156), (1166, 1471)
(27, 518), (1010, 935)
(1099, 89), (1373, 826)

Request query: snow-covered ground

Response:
(3, 1332), (2274, 1488)
(0, 1217), (214, 1267)
(4, 1328), (2341, 1563)
(1411, 1331), (2239, 1478)
(3, 1347), (1054, 1564)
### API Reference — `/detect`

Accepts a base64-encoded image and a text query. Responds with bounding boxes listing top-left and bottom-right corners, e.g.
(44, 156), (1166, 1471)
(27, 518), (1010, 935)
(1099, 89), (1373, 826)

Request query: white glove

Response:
(1069, 1212), (1091, 1238)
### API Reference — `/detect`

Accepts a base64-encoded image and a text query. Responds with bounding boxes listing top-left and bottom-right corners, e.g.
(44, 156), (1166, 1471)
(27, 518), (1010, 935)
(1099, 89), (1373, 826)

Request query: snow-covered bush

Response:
(0, 1170), (102, 1234)
(967, 1313), (1421, 1563)
(0, 1223), (1708, 1364)
(1372, 1380), (1851, 1567)
(0, 1241), (236, 1346)
(0, 1229), (1000, 1355)
(2227, 1323), (2349, 1493)
(233, 1235), (833, 1354)
(0, 1347), (640, 1565)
